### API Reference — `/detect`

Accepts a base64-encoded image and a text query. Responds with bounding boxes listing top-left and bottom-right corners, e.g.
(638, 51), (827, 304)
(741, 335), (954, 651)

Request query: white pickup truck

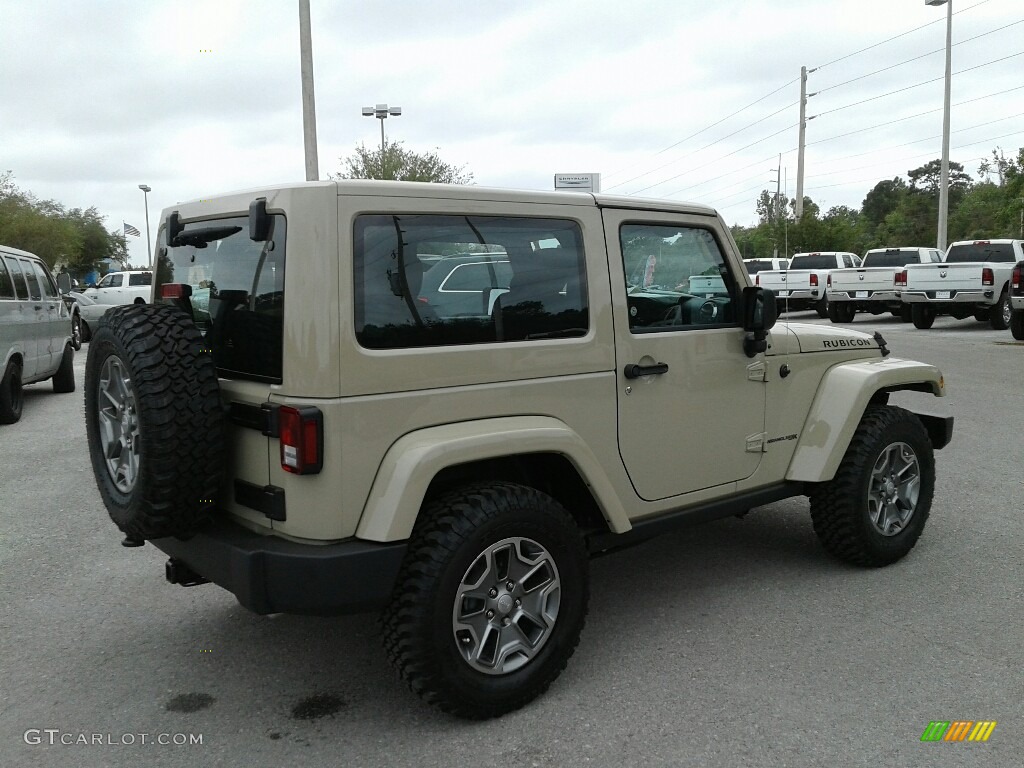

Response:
(1010, 260), (1024, 340)
(900, 240), (1023, 330)
(81, 270), (153, 307)
(755, 252), (860, 317)
(826, 247), (943, 323)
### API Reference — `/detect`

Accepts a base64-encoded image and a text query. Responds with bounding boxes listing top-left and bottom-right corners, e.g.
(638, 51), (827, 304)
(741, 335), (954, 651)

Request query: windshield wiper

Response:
(171, 225), (242, 248)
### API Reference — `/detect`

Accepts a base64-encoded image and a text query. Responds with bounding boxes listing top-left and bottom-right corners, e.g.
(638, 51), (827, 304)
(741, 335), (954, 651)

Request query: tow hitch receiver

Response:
(165, 558), (210, 587)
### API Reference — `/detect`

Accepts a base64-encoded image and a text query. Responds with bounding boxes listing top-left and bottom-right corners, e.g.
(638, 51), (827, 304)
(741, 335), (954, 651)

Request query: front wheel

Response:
(989, 290), (1011, 330)
(71, 313), (82, 350)
(911, 305), (936, 329)
(1011, 309), (1024, 341)
(0, 359), (24, 424)
(809, 405), (934, 567)
(381, 482), (589, 719)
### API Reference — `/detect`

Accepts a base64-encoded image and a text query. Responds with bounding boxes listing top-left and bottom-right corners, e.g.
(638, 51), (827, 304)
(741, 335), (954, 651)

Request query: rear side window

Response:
(789, 254), (839, 270)
(155, 214), (287, 383)
(129, 272), (152, 286)
(743, 260), (773, 274)
(354, 214), (587, 348)
(0, 258), (14, 299)
(946, 243), (1015, 263)
(863, 250), (919, 268)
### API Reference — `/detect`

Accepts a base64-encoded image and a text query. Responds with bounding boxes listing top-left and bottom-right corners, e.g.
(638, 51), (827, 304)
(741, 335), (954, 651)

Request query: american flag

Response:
(123, 222), (141, 237)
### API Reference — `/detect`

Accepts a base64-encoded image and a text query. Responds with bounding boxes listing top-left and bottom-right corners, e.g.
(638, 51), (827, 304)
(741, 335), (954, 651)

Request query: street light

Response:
(138, 184), (152, 267)
(361, 103), (401, 179)
(926, 0), (953, 251)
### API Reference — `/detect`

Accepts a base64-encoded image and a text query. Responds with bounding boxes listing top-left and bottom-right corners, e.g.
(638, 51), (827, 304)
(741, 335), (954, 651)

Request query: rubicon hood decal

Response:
(781, 322), (883, 354)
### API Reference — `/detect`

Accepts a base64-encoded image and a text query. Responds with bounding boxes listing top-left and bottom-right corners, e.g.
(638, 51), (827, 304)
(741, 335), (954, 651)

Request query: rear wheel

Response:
(809, 406), (934, 567)
(0, 359), (24, 424)
(815, 297), (829, 318)
(911, 305), (936, 329)
(989, 290), (1011, 330)
(1011, 309), (1024, 340)
(382, 482), (589, 719)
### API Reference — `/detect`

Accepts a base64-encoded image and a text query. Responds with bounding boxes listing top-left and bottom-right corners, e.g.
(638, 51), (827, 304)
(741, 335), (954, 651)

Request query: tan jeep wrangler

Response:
(84, 181), (953, 719)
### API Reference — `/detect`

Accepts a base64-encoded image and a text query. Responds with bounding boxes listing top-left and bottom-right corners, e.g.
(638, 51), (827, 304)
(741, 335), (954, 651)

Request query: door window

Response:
(129, 272), (152, 286)
(619, 224), (737, 332)
(30, 261), (57, 298)
(4, 258), (29, 299)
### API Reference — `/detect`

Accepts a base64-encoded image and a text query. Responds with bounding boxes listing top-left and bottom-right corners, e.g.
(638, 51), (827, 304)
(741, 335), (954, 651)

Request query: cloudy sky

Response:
(2, 0), (1021, 265)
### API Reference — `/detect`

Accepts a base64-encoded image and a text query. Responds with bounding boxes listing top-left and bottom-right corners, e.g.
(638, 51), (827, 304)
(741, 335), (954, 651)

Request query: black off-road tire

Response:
(1011, 309), (1024, 340)
(71, 313), (83, 350)
(911, 305), (936, 329)
(0, 359), (24, 424)
(84, 304), (223, 541)
(52, 343), (75, 393)
(989, 290), (1011, 330)
(809, 405), (934, 567)
(815, 297), (829, 318)
(381, 482), (589, 719)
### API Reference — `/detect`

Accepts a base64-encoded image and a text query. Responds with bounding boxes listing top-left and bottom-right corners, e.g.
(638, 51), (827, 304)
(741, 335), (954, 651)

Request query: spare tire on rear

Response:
(85, 303), (224, 541)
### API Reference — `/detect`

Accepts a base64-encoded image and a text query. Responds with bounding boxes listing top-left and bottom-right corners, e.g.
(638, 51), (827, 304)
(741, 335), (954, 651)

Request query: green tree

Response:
(861, 178), (907, 228)
(334, 141), (473, 183)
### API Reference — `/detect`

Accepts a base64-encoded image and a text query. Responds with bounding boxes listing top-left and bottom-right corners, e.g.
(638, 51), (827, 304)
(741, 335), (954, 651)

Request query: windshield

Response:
(945, 243), (1016, 263)
(155, 214), (286, 383)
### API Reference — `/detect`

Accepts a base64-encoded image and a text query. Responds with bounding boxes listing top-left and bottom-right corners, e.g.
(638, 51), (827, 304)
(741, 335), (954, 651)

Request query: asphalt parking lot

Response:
(2, 311), (1022, 768)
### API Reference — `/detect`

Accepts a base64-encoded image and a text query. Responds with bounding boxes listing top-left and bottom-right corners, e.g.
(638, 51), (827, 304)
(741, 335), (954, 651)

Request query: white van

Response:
(0, 244), (76, 424)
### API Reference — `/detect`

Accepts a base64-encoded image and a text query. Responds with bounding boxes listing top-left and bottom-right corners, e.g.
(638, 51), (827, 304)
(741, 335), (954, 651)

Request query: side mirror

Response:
(167, 211), (183, 243)
(742, 287), (777, 357)
(57, 273), (72, 294)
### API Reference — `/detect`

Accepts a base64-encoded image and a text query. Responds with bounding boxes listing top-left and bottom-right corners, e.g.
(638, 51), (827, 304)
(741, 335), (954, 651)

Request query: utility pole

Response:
(796, 66), (808, 218)
(298, 0), (320, 181)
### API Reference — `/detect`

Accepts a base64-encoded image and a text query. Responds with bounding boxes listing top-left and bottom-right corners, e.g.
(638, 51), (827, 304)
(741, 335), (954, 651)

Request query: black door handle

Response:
(623, 362), (669, 379)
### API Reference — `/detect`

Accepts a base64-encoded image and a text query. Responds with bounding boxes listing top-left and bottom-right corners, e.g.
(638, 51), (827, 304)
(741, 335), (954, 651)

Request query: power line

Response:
(606, 102), (798, 193)
(805, 113), (1024, 177)
(813, 51), (1024, 119)
(814, 20), (1024, 96)
(631, 122), (798, 195)
(813, 0), (993, 71)
(666, 153), (782, 198)
(603, 77), (799, 182)
(806, 84), (1024, 149)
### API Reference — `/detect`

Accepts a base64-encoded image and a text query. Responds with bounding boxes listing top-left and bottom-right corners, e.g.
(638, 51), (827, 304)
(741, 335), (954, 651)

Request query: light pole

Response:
(361, 104), (401, 179)
(926, 0), (953, 251)
(138, 184), (152, 267)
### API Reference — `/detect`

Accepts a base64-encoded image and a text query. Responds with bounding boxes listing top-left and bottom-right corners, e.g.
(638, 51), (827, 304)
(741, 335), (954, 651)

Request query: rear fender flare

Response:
(355, 416), (630, 542)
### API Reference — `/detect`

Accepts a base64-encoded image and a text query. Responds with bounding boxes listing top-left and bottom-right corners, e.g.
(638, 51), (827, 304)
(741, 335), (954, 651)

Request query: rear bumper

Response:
(828, 290), (899, 303)
(1011, 296), (1024, 310)
(152, 518), (407, 616)
(900, 289), (992, 305)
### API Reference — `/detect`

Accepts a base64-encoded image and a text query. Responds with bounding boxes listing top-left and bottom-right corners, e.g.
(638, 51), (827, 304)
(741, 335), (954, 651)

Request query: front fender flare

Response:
(355, 416), (631, 542)
(786, 357), (946, 483)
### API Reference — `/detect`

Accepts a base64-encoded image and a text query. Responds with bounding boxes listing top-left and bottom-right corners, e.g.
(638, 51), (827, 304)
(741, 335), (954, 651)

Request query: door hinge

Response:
(745, 432), (768, 453)
(747, 361), (768, 382)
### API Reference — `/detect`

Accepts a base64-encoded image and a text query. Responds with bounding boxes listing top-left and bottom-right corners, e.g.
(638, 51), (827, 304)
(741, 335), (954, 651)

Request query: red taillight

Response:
(895, 270), (907, 287)
(810, 273), (819, 287)
(279, 406), (323, 475)
(755, 274), (760, 286)
(982, 267), (994, 286)
(160, 283), (192, 299)
(827, 274), (832, 288)
(1012, 263), (1023, 294)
